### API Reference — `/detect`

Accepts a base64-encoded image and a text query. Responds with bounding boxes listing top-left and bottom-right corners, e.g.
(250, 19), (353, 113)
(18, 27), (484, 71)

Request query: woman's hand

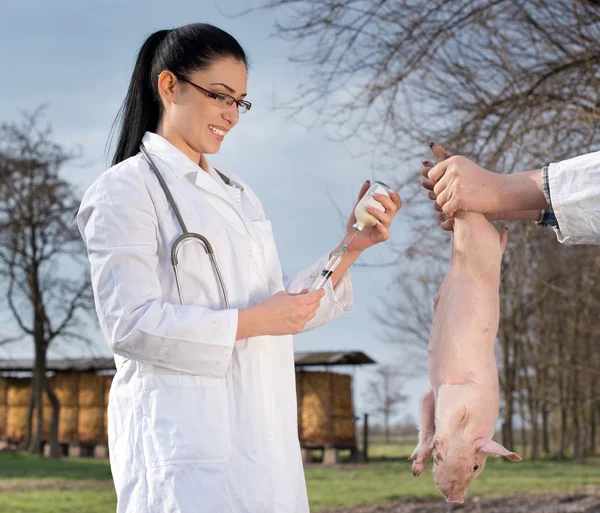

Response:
(422, 156), (505, 217)
(420, 160), (543, 230)
(343, 180), (402, 253)
(421, 159), (463, 231)
(236, 289), (326, 339)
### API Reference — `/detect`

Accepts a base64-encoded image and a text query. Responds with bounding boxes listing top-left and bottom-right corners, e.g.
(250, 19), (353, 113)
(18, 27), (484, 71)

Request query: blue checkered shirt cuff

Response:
(535, 166), (559, 228)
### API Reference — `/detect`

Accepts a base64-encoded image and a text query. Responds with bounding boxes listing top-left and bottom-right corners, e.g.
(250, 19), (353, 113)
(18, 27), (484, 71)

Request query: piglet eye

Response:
(473, 464), (480, 472)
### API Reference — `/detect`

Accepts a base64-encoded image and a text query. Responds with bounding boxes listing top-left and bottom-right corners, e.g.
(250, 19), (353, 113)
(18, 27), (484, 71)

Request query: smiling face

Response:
(156, 57), (248, 165)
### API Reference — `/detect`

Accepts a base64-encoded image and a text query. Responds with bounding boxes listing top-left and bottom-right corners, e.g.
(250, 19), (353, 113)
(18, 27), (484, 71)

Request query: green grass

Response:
(0, 448), (599, 512)
(0, 490), (117, 513)
(0, 452), (113, 480)
(305, 453), (600, 510)
(362, 440), (417, 460)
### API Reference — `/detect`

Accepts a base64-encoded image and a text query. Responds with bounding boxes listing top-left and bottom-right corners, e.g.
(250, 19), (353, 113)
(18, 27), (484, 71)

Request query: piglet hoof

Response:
(409, 446), (432, 476)
(411, 459), (426, 477)
(431, 439), (446, 464)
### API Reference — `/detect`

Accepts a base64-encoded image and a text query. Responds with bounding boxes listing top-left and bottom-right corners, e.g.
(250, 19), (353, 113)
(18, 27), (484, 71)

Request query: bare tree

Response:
(0, 110), (94, 457)
(257, 0), (600, 254)
(259, 0), (600, 459)
(260, 0), (600, 168)
(363, 365), (409, 444)
(495, 224), (600, 460)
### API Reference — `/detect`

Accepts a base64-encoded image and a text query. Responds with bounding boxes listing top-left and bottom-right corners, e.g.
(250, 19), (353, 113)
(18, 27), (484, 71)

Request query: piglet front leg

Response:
(409, 389), (436, 476)
(429, 384), (470, 464)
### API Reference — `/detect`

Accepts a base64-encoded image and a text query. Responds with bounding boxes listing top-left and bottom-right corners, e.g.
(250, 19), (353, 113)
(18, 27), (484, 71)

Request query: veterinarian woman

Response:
(77, 23), (401, 513)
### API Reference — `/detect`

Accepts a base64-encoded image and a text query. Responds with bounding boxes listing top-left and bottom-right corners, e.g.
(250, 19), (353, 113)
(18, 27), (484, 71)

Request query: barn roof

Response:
(293, 351), (376, 366)
(0, 351), (376, 373)
(0, 357), (116, 373)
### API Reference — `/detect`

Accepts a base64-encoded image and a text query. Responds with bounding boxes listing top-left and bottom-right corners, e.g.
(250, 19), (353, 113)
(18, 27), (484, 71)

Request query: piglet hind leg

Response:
(409, 389), (436, 477)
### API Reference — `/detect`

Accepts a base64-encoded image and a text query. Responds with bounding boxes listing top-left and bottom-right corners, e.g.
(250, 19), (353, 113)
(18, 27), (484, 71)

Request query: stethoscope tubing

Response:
(139, 143), (230, 309)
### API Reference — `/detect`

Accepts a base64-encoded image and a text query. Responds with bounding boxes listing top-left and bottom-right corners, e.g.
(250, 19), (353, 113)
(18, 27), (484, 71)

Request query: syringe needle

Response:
(340, 230), (359, 253)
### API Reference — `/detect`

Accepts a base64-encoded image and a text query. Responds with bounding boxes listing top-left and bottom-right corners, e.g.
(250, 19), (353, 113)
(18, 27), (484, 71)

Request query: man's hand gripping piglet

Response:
(409, 143), (521, 505)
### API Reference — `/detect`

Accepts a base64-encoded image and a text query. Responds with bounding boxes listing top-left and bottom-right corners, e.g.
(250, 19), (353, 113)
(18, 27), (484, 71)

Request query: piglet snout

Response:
(446, 496), (464, 505)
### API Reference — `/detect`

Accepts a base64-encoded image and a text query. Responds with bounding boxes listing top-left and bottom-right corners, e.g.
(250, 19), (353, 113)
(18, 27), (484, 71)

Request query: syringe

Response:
(307, 251), (344, 292)
(307, 231), (359, 292)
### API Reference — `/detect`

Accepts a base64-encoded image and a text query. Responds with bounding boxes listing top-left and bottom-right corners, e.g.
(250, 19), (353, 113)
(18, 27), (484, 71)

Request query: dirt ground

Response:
(326, 489), (600, 513)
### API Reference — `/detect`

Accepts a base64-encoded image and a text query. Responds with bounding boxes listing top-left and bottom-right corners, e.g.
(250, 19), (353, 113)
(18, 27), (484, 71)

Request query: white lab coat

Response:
(77, 132), (354, 513)
(548, 150), (600, 245)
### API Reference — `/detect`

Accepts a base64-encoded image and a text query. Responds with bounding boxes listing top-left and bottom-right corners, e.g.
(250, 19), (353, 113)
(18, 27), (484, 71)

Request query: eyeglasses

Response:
(172, 72), (252, 114)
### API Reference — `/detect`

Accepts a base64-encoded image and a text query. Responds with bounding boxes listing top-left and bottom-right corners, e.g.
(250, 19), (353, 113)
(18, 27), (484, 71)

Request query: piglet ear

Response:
(476, 438), (522, 461)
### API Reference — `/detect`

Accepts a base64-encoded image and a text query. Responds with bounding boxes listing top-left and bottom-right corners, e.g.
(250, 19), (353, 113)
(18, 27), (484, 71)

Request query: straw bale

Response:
(333, 416), (356, 443)
(0, 405), (6, 437)
(333, 374), (352, 411)
(7, 379), (31, 407)
(103, 375), (113, 406)
(59, 406), (78, 441)
(78, 373), (104, 408)
(332, 374), (355, 442)
(102, 375), (113, 438)
(53, 373), (79, 408)
(0, 377), (7, 406)
(296, 371), (355, 446)
(6, 406), (28, 440)
(78, 406), (105, 442)
(9, 377), (52, 408)
(296, 372), (302, 417)
(297, 371), (328, 442)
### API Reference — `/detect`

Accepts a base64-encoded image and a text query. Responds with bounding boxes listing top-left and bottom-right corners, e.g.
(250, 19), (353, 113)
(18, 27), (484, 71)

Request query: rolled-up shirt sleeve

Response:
(77, 168), (238, 377)
(284, 253), (354, 332)
(548, 151), (600, 245)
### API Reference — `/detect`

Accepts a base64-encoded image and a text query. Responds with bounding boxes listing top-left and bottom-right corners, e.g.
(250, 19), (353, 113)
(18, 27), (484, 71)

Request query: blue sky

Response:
(1, 0), (432, 422)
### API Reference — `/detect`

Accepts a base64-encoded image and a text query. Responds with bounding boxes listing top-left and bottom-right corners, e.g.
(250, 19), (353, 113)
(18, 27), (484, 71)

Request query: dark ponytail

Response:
(110, 24), (248, 166)
(111, 30), (170, 166)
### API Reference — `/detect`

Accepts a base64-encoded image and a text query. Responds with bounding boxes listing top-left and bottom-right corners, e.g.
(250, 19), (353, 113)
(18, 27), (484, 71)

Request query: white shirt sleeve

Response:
(283, 253), (354, 332)
(548, 151), (600, 245)
(77, 166), (238, 377)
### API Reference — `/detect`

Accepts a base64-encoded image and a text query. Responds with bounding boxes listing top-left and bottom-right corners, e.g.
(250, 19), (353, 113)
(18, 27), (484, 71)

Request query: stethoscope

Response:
(139, 143), (231, 309)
